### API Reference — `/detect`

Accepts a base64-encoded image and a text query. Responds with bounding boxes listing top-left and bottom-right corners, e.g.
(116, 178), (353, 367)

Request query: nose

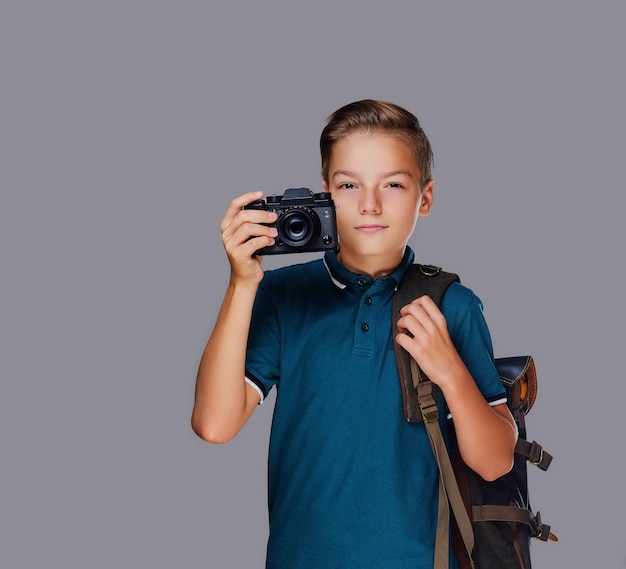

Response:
(359, 187), (382, 214)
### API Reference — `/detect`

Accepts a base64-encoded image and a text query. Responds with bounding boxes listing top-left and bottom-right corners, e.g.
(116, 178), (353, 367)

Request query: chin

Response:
(347, 243), (404, 260)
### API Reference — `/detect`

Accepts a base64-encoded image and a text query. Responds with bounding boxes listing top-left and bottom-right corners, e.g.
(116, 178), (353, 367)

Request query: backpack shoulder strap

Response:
(392, 264), (460, 423)
(393, 264), (475, 569)
(394, 264), (460, 315)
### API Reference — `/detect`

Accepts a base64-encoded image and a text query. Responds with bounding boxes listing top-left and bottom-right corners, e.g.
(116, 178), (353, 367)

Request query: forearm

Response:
(192, 279), (260, 443)
(439, 360), (517, 481)
(396, 295), (517, 480)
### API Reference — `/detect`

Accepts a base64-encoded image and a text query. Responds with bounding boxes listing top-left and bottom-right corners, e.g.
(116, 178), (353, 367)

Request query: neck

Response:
(337, 248), (405, 280)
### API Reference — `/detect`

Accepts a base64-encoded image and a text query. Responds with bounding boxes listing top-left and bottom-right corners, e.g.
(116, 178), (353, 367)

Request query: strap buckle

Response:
(533, 511), (551, 541)
(416, 384), (439, 423)
(528, 441), (544, 466)
(421, 402), (440, 423)
(419, 264), (441, 277)
(527, 440), (553, 471)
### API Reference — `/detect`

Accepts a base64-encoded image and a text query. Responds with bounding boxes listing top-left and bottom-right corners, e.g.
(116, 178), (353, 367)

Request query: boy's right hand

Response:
(220, 191), (278, 284)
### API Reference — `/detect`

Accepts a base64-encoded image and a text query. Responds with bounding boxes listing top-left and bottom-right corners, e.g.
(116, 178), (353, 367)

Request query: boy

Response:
(192, 99), (517, 568)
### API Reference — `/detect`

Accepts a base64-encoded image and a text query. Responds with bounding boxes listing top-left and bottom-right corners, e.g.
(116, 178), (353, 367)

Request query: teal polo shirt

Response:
(245, 247), (505, 569)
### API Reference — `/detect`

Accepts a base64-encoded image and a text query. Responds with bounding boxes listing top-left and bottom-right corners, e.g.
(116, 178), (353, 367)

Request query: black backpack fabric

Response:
(392, 264), (556, 569)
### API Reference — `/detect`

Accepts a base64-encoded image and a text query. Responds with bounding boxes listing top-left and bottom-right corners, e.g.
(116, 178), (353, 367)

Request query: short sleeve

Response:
(245, 282), (281, 403)
(441, 282), (506, 405)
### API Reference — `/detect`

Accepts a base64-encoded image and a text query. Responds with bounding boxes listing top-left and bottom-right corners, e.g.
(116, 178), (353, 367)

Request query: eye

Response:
(387, 182), (405, 189)
(338, 182), (357, 190)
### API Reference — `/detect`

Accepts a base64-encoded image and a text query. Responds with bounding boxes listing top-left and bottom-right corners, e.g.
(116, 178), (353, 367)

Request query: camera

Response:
(243, 187), (338, 255)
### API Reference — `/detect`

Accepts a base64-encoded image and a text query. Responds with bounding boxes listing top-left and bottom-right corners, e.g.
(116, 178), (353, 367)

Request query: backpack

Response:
(392, 264), (557, 569)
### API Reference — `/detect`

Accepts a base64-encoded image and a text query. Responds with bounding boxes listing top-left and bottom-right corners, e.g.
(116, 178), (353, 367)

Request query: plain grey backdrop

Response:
(2, 1), (624, 567)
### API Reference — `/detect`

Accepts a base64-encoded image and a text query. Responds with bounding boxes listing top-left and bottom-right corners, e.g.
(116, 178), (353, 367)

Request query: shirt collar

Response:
(323, 247), (415, 290)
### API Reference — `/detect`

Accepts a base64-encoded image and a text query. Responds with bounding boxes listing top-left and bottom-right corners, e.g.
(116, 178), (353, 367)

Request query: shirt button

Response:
(365, 297), (373, 306)
(361, 323), (369, 332)
(357, 278), (367, 286)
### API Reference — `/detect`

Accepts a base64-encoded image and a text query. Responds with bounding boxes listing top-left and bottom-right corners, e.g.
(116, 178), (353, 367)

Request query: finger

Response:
(228, 235), (277, 261)
(400, 294), (436, 315)
(220, 191), (265, 233)
(397, 300), (446, 343)
(224, 206), (278, 242)
(394, 329), (431, 367)
(396, 313), (426, 340)
(398, 303), (433, 334)
(395, 315), (440, 364)
(395, 330), (421, 355)
(400, 296), (446, 328)
(222, 209), (277, 245)
(223, 222), (278, 261)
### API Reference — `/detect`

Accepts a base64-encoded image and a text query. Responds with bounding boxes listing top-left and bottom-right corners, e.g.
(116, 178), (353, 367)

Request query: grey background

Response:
(2, 1), (624, 567)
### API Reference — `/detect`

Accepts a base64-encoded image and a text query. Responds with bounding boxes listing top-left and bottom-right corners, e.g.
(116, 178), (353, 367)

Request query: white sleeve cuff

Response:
(245, 376), (265, 405)
(447, 397), (508, 420)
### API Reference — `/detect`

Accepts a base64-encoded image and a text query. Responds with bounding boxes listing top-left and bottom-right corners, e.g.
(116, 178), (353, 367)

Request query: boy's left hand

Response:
(395, 295), (465, 388)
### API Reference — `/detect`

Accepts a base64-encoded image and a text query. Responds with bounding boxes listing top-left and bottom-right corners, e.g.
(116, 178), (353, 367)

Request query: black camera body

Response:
(244, 187), (338, 255)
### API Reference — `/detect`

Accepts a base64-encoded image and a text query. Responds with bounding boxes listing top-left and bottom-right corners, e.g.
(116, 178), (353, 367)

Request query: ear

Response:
(322, 179), (329, 193)
(418, 179), (434, 216)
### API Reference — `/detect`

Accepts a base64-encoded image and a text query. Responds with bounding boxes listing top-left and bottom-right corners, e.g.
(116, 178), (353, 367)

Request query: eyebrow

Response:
(331, 169), (415, 179)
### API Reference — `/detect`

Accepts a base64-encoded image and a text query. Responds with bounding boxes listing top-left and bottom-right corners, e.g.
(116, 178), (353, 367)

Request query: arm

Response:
(191, 191), (278, 444)
(395, 295), (517, 481)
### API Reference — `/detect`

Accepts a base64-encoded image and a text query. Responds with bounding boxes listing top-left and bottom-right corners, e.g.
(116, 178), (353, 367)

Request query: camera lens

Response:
(278, 207), (320, 247)
(286, 217), (306, 239)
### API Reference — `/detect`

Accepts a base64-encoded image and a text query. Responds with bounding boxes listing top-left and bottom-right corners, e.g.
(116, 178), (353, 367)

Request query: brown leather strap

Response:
(412, 359), (475, 568)
(472, 505), (557, 542)
(514, 439), (553, 471)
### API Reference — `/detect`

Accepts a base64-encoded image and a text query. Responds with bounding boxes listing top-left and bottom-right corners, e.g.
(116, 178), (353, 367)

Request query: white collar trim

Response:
(323, 256), (347, 289)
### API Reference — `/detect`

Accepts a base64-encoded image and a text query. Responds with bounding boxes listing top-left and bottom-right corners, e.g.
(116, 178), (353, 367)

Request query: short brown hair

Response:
(320, 99), (433, 185)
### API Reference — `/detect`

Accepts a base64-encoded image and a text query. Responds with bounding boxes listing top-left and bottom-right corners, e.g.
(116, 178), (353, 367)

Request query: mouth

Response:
(355, 224), (388, 233)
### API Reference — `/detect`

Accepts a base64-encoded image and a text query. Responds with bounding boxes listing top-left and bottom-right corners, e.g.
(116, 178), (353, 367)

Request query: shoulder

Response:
(439, 281), (503, 396)
(441, 281), (482, 311)
(440, 281), (487, 332)
(261, 257), (325, 282)
(258, 258), (328, 297)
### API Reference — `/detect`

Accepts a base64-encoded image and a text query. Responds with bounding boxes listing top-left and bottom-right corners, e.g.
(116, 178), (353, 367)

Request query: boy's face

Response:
(322, 131), (433, 275)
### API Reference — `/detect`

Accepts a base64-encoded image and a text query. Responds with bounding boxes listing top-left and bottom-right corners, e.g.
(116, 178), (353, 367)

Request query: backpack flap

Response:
(495, 356), (553, 472)
(495, 355), (537, 416)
